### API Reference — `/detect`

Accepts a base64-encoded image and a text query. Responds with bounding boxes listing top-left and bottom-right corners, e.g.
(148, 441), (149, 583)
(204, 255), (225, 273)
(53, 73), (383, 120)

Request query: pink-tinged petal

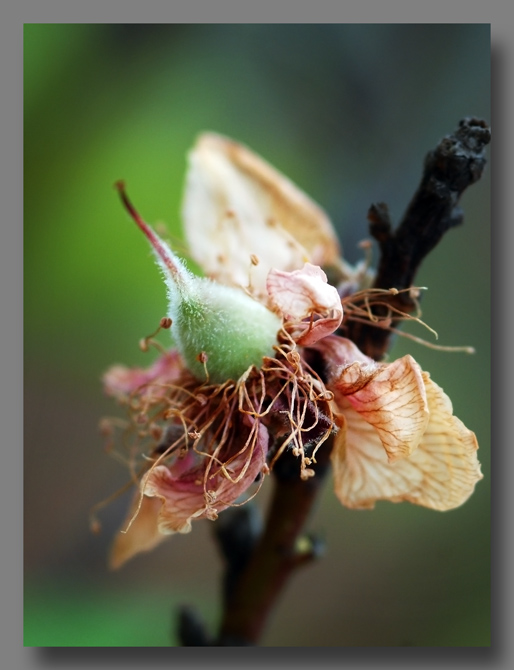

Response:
(143, 419), (269, 536)
(267, 263), (340, 319)
(331, 375), (482, 511)
(267, 263), (343, 344)
(182, 133), (340, 294)
(103, 350), (184, 401)
(331, 355), (429, 461)
(108, 420), (269, 568)
(310, 335), (374, 375)
(109, 494), (165, 569)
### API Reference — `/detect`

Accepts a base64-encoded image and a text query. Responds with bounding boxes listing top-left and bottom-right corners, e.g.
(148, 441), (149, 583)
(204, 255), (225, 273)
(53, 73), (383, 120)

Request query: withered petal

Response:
(267, 263), (343, 344)
(331, 373), (482, 511)
(403, 373), (483, 510)
(103, 350), (184, 401)
(143, 419), (269, 538)
(109, 494), (166, 570)
(332, 354), (429, 461)
(182, 133), (340, 294)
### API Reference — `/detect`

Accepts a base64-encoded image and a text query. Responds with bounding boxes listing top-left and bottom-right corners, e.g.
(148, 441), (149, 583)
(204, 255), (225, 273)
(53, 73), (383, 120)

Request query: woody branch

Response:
(344, 117), (491, 361)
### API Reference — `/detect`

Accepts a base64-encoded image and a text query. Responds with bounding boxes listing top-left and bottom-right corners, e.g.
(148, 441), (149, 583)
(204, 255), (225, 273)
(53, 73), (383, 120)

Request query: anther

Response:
(197, 351), (210, 382)
(206, 508), (219, 521)
(150, 424), (163, 440)
(90, 518), (102, 535)
(99, 418), (113, 436)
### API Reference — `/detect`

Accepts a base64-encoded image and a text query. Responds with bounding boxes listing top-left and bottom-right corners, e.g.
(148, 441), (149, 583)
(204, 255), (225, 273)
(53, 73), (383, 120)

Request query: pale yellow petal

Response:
(109, 494), (167, 570)
(182, 133), (340, 293)
(332, 355), (429, 461)
(331, 402), (423, 509)
(331, 375), (482, 511)
(403, 373), (483, 510)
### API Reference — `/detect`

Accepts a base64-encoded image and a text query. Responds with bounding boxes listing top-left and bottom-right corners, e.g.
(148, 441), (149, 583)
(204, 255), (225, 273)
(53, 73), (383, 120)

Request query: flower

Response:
(102, 133), (482, 568)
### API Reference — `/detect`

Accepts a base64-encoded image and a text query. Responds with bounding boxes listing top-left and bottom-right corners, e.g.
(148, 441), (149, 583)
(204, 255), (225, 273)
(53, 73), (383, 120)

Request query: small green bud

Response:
(116, 182), (281, 383)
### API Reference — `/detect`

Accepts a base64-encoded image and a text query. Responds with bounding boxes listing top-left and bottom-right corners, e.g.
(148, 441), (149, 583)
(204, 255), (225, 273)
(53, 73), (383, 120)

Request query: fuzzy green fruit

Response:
(116, 182), (281, 383)
(171, 278), (281, 383)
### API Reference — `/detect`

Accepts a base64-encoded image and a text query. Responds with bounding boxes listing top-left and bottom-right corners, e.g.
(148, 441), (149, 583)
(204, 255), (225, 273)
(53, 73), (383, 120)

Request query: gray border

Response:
(5, 1), (509, 668)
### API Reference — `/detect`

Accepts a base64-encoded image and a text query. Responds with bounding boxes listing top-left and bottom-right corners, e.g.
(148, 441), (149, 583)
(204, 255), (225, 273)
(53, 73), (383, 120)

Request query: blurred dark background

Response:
(24, 24), (490, 646)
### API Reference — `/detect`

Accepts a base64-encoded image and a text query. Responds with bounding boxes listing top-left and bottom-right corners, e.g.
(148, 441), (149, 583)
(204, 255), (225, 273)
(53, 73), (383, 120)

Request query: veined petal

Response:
(331, 375), (482, 511)
(182, 133), (340, 293)
(331, 355), (429, 461)
(404, 373), (483, 510)
(103, 350), (184, 401)
(267, 263), (343, 344)
(331, 406), (397, 509)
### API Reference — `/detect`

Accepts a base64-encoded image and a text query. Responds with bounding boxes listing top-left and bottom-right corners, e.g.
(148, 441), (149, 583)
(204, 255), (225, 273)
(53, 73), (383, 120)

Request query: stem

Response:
(344, 117), (490, 360)
(217, 439), (332, 645)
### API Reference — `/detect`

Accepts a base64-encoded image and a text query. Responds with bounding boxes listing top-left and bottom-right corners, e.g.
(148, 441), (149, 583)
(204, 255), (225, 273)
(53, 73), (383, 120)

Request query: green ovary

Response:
(173, 282), (281, 384)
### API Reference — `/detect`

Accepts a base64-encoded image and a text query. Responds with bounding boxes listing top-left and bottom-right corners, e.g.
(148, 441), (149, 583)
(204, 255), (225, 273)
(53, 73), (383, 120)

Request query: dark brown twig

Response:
(344, 117), (490, 360)
(215, 441), (331, 645)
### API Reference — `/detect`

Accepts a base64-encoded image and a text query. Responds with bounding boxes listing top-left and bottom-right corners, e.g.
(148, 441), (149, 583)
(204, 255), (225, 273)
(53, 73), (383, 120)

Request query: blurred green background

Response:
(24, 24), (490, 647)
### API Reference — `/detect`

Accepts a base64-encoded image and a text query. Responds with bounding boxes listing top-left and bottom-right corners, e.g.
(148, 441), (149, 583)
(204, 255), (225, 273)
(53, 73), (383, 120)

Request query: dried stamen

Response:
(99, 330), (335, 533)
